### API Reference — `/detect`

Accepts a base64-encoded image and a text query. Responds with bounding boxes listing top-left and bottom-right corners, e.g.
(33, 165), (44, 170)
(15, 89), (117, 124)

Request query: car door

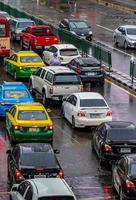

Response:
(64, 95), (77, 122)
(24, 184), (33, 200)
(6, 106), (16, 135)
(6, 54), (18, 75)
(117, 27), (125, 46)
(32, 68), (43, 91)
(36, 69), (47, 94)
(11, 181), (29, 200)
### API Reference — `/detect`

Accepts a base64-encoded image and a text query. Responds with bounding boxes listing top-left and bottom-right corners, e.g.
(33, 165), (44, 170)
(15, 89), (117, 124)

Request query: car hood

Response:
(127, 35), (136, 40)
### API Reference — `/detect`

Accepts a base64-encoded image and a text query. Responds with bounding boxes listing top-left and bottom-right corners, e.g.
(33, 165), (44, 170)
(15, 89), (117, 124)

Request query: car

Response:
(5, 51), (45, 79)
(7, 143), (64, 186)
(112, 154), (136, 200)
(92, 121), (136, 165)
(67, 56), (105, 85)
(10, 178), (77, 200)
(42, 44), (81, 65)
(0, 11), (11, 20)
(29, 66), (83, 104)
(113, 25), (136, 49)
(6, 103), (54, 144)
(10, 18), (35, 41)
(62, 92), (112, 128)
(0, 81), (34, 117)
(59, 18), (93, 41)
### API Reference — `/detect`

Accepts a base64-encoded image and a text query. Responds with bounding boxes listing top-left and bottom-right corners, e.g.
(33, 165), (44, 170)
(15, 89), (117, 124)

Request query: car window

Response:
(9, 106), (16, 117)
(67, 95), (77, 106)
(18, 181), (29, 197)
(4, 90), (29, 99)
(108, 128), (136, 141)
(0, 24), (6, 37)
(126, 28), (136, 35)
(10, 55), (17, 62)
(34, 68), (43, 76)
(60, 49), (78, 56)
(53, 73), (81, 85)
(80, 99), (107, 107)
(130, 162), (136, 176)
(25, 185), (33, 200)
(17, 21), (34, 29)
(45, 72), (53, 83)
(40, 70), (46, 79)
(18, 110), (47, 120)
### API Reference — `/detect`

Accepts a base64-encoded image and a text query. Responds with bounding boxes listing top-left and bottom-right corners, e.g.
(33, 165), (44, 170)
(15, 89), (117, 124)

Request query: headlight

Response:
(89, 31), (92, 35)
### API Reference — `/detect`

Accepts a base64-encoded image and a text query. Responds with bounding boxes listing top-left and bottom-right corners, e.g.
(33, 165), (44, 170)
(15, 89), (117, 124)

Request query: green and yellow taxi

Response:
(5, 51), (45, 79)
(6, 103), (54, 144)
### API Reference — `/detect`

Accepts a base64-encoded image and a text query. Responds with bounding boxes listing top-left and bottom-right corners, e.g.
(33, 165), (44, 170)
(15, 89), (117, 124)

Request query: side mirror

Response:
(11, 185), (18, 192)
(62, 97), (67, 101)
(122, 31), (126, 35)
(6, 149), (12, 154)
(54, 149), (60, 154)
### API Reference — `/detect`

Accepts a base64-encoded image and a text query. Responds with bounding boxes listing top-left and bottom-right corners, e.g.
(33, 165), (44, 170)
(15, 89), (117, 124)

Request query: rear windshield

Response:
(53, 73), (81, 85)
(17, 22), (34, 28)
(60, 49), (78, 56)
(32, 28), (53, 36)
(4, 90), (29, 99)
(108, 129), (136, 141)
(18, 110), (47, 120)
(20, 56), (42, 63)
(39, 197), (75, 200)
(80, 99), (107, 107)
(79, 57), (100, 68)
(130, 163), (136, 176)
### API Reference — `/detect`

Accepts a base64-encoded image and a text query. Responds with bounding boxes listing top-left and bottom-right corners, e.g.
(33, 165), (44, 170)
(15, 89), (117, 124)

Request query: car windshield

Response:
(32, 28), (53, 36)
(20, 56), (42, 63)
(18, 110), (47, 120)
(126, 28), (136, 35)
(39, 197), (75, 200)
(53, 73), (81, 84)
(60, 49), (78, 56)
(4, 90), (29, 99)
(17, 22), (34, 28)
(108, 129), (136, 141)
(80, 99), (107, 107)
(70, 21), (88, 29)
(130, 162), (136, 176)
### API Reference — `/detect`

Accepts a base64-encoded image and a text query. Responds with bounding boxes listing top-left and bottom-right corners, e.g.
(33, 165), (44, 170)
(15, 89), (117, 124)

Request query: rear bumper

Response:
(80, 75), (104, 83)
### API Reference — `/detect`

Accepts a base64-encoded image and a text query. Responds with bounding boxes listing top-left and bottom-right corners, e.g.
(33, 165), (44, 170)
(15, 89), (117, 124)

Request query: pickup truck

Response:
(20, 25), (60, 50)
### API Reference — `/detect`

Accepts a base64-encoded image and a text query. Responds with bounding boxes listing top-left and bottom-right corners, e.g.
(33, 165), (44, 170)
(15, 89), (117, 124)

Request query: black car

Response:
(7, 143), (64, 186)
(92, 121), (136, 165)
(67, 56), (105, 85)
(112, 154), (136, 200)
(59, 18), (93, 41)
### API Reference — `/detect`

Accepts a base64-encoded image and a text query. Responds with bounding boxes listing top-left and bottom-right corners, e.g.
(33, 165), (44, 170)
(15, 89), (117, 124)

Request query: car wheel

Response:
(71, 116), (75, 129)
(124, 41), (128, 49)
(119, 187), (125, 200)
(87, 36), (92, 41)
(14, 71), (17, 80)
(42, 91), (49, 105)
(29, 81), (36, 96)
(114, 36), (118, 46)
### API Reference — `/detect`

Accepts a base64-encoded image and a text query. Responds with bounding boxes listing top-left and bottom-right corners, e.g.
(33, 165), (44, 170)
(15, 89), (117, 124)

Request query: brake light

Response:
(44, 125), (53, 131)
(15, 169), (24, 181)
(100, 64), (105, 72)
(104, 144), (112, 153)
(106, 111), (112, 116)
(49, 87), (53, 94)
(125, 180), (135, 189)
(14, 125), (23, 131)
(19, 66), (25, 70)
(54, 38), (58, 41)
(75, 66), (81, 74)
(57, 169), (64, 179)
(77, 111), (85, 117)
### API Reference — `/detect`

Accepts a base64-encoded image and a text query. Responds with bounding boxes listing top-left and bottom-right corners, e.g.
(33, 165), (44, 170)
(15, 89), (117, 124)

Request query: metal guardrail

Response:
(0, 1), (112, 70)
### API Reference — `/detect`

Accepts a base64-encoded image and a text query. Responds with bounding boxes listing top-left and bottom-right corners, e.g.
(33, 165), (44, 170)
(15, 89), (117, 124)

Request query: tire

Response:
(119, 187), (125, 200)
(71, 116), (75, 129)
(124, 41), (128, 49)
(114, 36), (118, 46)
(42, 91), (50, 105)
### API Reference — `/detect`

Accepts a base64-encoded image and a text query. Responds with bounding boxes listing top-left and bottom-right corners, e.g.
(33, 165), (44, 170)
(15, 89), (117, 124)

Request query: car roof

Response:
(41, 66), (77, 74)
(76, 56), (100, 64)
(120, 25), (136, 29)
(73, 92), (104, 99)
(2, 82), (27, 90)
(51, 44), (77, 50)
(30, 178), (75, 197)
(15, 51), (39, 56)
(105, 121), (135, 129)
(15, 103), (45, 111)
(17, 143), (53, 153)
(11, 18), (34, 22)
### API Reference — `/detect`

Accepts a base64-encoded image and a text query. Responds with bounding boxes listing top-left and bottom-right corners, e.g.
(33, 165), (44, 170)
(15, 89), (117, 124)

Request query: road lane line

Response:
(96, 24), (113, 32)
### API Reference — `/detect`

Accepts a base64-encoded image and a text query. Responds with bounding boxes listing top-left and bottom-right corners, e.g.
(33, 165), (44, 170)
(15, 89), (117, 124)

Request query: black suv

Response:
(112, 154), (136, 200)
(59, 18), (93, 41)
(92, 121), (136, 165)
(7, 143), (64, 186)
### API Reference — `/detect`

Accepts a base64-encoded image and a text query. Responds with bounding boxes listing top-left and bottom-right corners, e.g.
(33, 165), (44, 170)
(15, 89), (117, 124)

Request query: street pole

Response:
(130, 56), (135, 87)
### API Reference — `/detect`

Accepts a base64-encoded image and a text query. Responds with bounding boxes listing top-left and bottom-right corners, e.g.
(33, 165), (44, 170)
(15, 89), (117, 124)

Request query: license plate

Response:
(120, 148), (131, 153)
(29, 127), (39, 132)
(90, 114), (99, 118)
(34, 175), (46, 178)
(88, 72), (95, 76)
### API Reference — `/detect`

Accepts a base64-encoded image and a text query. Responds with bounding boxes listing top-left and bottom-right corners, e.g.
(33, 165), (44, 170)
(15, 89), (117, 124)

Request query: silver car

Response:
(113, 25), (136, 49)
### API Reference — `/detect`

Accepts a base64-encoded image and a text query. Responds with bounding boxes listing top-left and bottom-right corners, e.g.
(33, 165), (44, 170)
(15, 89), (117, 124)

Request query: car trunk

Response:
(108, 141), (136, 154)
(80, 107), (110, 118)
(80, 64), (102, 76)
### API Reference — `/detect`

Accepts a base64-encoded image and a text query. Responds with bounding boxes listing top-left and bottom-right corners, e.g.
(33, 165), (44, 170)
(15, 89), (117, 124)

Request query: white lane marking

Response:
(96, 24), (113, 32)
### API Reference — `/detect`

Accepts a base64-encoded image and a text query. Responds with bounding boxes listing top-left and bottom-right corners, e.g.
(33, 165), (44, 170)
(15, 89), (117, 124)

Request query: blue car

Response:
(0, 82), (34, 116)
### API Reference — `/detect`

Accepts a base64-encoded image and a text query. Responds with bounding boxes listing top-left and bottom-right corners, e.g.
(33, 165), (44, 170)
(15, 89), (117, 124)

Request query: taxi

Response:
(6, 103), (54, 144)
(5, 51), (45, 79)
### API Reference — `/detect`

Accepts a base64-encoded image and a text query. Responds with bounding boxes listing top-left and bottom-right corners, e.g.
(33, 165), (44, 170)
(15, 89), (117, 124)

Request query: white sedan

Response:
(42, 44), (81, 65)
(62, 92), (112, 128)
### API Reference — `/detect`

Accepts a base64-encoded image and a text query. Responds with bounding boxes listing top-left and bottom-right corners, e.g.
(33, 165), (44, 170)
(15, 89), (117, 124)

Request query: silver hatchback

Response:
(113, 25), (136, 49)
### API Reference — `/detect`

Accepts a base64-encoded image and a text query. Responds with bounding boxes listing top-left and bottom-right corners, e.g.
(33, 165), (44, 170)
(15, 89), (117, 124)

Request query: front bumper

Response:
(127, 41), (136, 48)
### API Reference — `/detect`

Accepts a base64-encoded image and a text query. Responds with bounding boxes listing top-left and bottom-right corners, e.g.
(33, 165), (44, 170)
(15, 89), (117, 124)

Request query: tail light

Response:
(57, 169), (64, 178)
(106, 111), (112, 116)
(14, 125), (24, 131)
(80, 85), (83, 92)
(49, 87), (53, 94)
(125, 180), (135, 189)
(44, 125), (53, 131)
(77, 111), (85, 117)
(19, 66), (25, 70)
(103, 144), (112, 153)
(54, 38), (58, 41)
(15, 169), (24, 181)
(75, 66), (81, 74)
(100, 64), (105, 72)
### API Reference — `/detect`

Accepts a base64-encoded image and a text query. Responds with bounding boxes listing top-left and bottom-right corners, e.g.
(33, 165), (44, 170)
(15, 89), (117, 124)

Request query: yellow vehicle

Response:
(5, 51), (45, 79)
(6, 103), (54, 144)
